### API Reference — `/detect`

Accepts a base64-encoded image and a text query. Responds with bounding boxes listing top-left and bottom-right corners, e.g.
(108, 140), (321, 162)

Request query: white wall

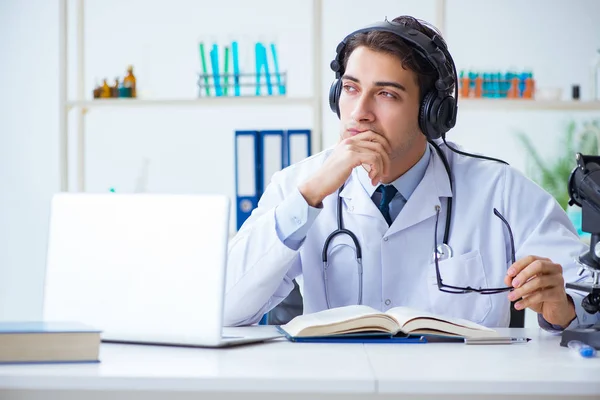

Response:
(446, 0), (600, 173)
(1, 0), (599, 322)
(69, 0), (315, 231)
(0, 0), (59, 320)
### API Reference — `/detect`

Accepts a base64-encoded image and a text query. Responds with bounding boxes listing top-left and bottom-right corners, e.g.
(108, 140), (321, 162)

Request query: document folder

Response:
(260, 130), (286, 189)
(234, 129), (312, 230)
(234, 130), (261, 230)
(275, 326), (427, 344)
(285, 129), (311, 166)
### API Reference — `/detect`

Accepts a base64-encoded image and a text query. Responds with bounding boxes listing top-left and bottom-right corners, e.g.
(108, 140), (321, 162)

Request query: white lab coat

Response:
(224, 141), (595, 328)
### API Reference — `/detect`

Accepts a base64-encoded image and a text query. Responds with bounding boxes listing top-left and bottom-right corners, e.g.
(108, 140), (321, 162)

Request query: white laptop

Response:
(43, 193), (281, 347)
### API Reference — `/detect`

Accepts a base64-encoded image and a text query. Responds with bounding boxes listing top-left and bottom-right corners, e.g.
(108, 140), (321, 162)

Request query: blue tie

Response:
(376, 184), (398, 226)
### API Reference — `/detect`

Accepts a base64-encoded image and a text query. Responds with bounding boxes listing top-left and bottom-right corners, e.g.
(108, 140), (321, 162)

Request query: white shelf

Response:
(67, 97), (315, 109)
(68, 98), (600, 110)
(58, 0), (324, 192)
(458, 99), (600, 111)
(68, 98), (600, 111)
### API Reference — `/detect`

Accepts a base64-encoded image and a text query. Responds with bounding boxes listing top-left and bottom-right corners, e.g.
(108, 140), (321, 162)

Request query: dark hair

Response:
(341, 16), (453, 100)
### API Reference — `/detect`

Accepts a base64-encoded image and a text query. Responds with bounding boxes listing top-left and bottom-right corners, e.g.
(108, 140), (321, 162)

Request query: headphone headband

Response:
(330, 20), (455, 94)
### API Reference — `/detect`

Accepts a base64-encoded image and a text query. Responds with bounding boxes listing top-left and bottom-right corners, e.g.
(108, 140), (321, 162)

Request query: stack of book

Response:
(0, 322), (101, 364)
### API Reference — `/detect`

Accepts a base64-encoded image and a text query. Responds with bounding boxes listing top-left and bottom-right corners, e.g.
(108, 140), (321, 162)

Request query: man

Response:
(224, 16), (598, 331)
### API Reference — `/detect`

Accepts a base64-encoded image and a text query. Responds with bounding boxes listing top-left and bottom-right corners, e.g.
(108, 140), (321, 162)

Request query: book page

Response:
(280, 305), (385, 337)
(385, 306), (497, 337)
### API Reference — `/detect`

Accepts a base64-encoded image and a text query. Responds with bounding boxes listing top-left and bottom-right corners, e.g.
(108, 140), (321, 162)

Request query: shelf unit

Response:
(68, 98), (600, 111)
(58, 0), (323, 192)
(458, 99), (600, 111)
(66, 97), (316, 110)
(58, 0), (600, 192)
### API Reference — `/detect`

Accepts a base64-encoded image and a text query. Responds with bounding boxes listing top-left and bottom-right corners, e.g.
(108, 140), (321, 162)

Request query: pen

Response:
(255, 42), (262, 96)
(261, 43), (273, 95)
(223, 46), (230, 96)
(232, 41), (240, 96)
(270, 43), (284, 95)
(198, 42), (210, 96)
(464, 337), (531, 345)
(210, 44), (222, 97)
(567, 340), (597, 358)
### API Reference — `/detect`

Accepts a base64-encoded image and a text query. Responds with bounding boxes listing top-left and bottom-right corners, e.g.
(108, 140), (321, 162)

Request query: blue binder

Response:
(234, 128), (313, 326)
(259, 130), (286, 189)
(285, 129), (311, 167)
(275, 326), (427, 344)
(234, 130), (261, 230)
(234, 129), (311, 230)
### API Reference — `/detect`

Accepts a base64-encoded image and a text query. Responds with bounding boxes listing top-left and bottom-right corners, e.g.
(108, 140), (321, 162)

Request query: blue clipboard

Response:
(275, 326), (427, 344)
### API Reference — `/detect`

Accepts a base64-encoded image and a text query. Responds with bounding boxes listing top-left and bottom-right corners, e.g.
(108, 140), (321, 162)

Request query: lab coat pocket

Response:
(427, 249), (492, 324)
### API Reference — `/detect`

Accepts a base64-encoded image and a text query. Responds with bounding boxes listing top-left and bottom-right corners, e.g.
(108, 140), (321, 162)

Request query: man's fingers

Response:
(508, 273), (562, 300)
(363, 153), (385, 184)
(343, 131), (392, 181)
(507, 255), (551, 278)
(360, 140), (391, 176)
(345, 140), (389, 182)
(354, 130), (393, 155)
(514, 286), (564, 310)
(512, 260), (562, 289)
(347, 148), (382, 181)
(514, 289), (543, 310)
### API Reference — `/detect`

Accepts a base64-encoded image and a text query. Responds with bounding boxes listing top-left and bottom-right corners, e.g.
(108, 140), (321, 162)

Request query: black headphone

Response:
(329, 19), (458, 141)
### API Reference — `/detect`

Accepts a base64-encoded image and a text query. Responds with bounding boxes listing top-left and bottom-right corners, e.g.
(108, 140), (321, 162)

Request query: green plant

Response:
(515, 120), (600, 210)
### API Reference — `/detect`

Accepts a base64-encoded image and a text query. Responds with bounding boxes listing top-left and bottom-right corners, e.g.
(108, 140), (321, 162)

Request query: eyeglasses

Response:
(433, 206), (515, 294)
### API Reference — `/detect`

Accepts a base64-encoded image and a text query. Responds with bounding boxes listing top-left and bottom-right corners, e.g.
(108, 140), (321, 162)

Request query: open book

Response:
(279, 305), (500, 340)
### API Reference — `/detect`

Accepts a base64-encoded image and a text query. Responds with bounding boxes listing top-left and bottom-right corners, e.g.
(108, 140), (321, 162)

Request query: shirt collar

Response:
(356, 143), (431, 200)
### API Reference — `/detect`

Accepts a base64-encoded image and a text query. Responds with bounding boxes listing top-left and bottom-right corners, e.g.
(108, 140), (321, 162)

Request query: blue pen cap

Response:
(568, 340), (597, 358)
(580, 346), (596, 358)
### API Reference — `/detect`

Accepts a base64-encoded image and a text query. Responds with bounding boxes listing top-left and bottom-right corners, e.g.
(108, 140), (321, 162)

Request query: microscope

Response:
(560, 153), (600, 349)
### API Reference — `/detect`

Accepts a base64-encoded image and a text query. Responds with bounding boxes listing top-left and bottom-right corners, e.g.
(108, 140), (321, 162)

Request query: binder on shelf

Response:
(234, 129), (312, 326)
(234, 129), (312, 231)
(285, 129), (311, 166)
(234, 130), (261, 230)
(259, 130), (286, 191)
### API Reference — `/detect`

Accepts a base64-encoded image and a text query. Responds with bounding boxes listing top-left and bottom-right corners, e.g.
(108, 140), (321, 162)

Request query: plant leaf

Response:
(513, 119), (600, 211)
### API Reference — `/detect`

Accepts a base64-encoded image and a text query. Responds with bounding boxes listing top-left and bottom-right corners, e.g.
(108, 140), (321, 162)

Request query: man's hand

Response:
(299, 130), (392, 207)
(504, 255), (576, 328)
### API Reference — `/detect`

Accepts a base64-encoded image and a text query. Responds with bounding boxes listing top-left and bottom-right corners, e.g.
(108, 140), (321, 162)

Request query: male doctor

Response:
(224, 16), (598, 330)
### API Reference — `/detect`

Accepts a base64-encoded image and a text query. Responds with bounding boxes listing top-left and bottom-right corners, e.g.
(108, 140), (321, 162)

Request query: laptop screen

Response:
(43, 193), (230, 346)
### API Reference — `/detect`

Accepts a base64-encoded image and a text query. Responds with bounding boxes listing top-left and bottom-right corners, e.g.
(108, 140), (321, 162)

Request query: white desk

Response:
(0, 327), (598, 400)
(365, 328), (600, 399)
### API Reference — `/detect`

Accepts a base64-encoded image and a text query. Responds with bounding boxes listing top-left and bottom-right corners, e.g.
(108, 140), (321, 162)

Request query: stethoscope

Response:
(321, 141), (453, 309)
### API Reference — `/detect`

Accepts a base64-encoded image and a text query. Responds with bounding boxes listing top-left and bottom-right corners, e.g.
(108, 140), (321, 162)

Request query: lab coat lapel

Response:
(387, 145), (453, 236)
(339, 169), (382, 220)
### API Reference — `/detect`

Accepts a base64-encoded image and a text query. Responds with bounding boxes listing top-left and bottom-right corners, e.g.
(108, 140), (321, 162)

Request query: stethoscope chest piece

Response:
(433, 243), (453, 262)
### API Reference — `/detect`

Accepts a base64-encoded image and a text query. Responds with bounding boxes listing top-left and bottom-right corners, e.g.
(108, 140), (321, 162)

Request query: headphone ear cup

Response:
(441, 95), (457, 130)
(431, 95), (456, 137)
(329, 79), (343, 117)
(419, 91), (439, 140)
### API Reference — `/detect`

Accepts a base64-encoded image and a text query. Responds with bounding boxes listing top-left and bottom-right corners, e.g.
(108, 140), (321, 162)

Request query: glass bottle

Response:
(123, 65), (137, 98)
(111, 78), (120, 98)
(92, 78), (101, 99)
(100, 78), (111, 98)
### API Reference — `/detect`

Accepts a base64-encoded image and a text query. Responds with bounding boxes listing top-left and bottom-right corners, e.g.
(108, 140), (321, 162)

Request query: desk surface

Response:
(0, 327), (598, 400)
(366, 328), (600, 398)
